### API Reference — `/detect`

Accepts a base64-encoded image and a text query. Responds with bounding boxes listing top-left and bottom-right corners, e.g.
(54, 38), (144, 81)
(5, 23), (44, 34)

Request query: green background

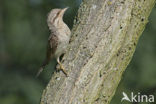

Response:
(0, 0), (155, 104)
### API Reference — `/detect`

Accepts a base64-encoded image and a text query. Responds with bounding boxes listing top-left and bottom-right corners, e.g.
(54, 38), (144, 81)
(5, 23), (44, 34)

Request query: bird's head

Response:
(47, 7), (68, 29)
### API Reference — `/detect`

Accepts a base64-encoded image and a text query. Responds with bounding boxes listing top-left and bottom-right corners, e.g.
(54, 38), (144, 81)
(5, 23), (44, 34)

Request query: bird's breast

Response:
(54, 31), (70, 58)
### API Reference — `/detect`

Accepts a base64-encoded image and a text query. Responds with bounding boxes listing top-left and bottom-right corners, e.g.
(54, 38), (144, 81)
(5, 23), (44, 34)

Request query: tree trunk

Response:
(40, 0), (155, 104)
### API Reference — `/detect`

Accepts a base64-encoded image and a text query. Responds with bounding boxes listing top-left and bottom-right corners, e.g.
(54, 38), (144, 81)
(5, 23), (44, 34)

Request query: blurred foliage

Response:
(0, 0), (155, 104)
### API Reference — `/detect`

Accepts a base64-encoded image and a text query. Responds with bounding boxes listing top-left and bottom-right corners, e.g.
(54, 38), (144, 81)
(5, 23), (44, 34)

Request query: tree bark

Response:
(40, 0), (155, 104)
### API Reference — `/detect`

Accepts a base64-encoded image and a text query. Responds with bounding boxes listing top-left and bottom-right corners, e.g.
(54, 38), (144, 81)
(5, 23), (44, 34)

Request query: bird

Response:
(36, 7), (71, 77)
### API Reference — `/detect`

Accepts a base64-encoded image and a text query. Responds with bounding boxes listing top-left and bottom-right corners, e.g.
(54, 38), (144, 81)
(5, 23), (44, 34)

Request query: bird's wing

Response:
(48, 34), (58, 55)
(40, 34), (58, 69)
(36, 34), (58, 77)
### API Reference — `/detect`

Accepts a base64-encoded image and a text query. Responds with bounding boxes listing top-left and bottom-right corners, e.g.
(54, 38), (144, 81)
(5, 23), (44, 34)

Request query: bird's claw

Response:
(56, 63), (68, 77)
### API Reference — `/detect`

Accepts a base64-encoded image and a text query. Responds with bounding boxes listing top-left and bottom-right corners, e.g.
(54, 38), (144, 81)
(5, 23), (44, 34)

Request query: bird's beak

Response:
(61, 7), (69, 13)
(59, 7), (69, 17)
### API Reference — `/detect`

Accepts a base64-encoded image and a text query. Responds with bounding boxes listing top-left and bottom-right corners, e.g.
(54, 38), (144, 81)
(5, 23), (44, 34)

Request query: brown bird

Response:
(36, 8), (71, 77)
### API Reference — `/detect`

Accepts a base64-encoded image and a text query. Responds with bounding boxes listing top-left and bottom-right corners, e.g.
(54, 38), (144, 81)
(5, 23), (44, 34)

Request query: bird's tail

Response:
(36, 67), (44, 78)
(36, 59), (49, 78)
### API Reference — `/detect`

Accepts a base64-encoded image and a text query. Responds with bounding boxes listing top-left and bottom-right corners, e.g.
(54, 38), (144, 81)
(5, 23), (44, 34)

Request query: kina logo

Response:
(121, 92), (154, 103)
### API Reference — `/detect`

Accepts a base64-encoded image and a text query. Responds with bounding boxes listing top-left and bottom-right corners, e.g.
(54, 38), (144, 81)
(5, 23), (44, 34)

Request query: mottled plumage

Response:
(36, 8), (71, 77)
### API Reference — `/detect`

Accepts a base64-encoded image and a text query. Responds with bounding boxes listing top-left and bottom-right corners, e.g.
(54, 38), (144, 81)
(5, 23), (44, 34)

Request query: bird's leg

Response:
(57, 57), (68, 76)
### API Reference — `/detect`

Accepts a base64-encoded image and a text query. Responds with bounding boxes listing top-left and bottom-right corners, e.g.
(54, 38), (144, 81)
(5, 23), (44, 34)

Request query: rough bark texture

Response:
(40, 0), (155, 104)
